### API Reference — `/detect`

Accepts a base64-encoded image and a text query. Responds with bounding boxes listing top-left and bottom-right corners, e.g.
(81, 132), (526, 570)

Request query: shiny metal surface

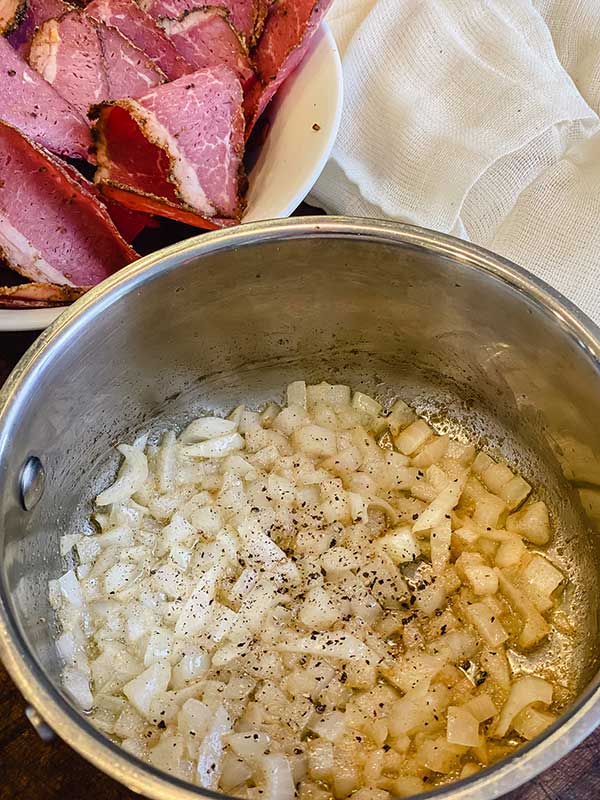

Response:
(0, 217), (599, 800)
(19, 456), (45, 511)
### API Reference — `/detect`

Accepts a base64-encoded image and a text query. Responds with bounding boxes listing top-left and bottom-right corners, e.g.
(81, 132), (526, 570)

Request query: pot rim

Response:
(1, 216), (599, 800)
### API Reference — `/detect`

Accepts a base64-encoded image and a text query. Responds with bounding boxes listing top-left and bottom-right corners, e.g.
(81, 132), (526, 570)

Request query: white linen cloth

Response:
(309, 0), (600, 324)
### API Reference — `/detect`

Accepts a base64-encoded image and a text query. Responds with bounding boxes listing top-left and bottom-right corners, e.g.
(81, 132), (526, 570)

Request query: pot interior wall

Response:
(1, 230), (600, 720)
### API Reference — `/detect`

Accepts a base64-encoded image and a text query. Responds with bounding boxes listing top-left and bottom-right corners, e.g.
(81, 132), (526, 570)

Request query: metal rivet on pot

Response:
(19, 456), (45, 511)
(25, 705), (55, 742)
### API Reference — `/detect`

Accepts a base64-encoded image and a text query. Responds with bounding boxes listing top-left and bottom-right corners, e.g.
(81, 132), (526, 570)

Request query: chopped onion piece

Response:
(197, 704), (232, 789)
(463, 694), (497, 723)
(96, 445), (148, 506)
(412, 476), (466, 533)
(376, 527), (420, 564)
(292, 425), (337, 458)
(58, 569), (83, 607)
(183, 432), (244, 459)
(287, 381), (308, 409)
(522, 555), (564, 611)
(512, 705), (557, 740)
(352, 391), (382, 418)
(496, 569), (550, 649)
(506, 501), (551, 545)
(123, 660), (171, 718)
(180, 417), (237, 443)
(446, 705), (480, 747)
(175, 564), (222, 637)
(277, 632), (377, 662)
(308, 740), (334, 782)
(63, 667), (93, 710)
(430, 517), (452, 574)
(394, 419), (433, 456)
(320, 546), (361, 575)
(463, 563), (498, 595)
(299, 586), (341, 631)
(465, 602), (508, 647)
(306, 382), (351, 411)
(493, 676), (553, 738)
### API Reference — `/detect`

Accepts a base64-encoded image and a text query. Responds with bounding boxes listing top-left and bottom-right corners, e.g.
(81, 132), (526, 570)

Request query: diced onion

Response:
(493, 676), (553, 738)
(446, 705), (480, 747)
(96, 444), (148, 506)
(52, 384), (569, 799)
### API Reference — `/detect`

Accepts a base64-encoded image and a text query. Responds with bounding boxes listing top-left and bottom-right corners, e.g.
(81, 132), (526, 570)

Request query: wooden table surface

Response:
(1, 330), (599, 800)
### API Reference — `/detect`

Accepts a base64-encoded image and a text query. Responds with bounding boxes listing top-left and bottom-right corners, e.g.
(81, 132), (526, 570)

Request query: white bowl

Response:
(0, 22), (342, 332)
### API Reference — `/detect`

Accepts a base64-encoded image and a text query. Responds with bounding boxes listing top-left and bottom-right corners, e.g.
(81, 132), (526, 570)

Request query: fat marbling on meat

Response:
(0, 120), (137, 286)
(0, 282), (89, 307)
(7, 0), (73, 58)
(0, 36), (92, 159)
(93, 65), (245, 225)
(86, 0), (191, 80)
(29, 10), (165, 118)
(160, 8), (254, 85)
(143, 0), (267, 45)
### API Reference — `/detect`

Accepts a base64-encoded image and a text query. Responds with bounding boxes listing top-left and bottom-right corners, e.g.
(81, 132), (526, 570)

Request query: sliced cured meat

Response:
(7, 0), (73, 58)
(29, 11), (165, 119)
(0, 120), (137, 286)
(160, 8), (253, 85)
(245, 0), (331, 136)
(0, 282), (89, 307)
(102, 197), (154, 241)
(99, 19), (167, 96)
(1, 0), (27, 35)
(57, 159), (152, 242)
(0, 37), (92, 159)
(86, 0), (191, 80)
(98, 183), (235, 229)
(143, 0), (266, 45)
(93, 65), (245, 223)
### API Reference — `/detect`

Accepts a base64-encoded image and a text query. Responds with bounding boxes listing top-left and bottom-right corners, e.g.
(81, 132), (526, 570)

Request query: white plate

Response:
(0, 23), (343, 332)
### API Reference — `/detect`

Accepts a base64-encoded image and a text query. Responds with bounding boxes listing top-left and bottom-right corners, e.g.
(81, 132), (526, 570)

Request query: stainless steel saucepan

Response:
(1, 217), (599, 799)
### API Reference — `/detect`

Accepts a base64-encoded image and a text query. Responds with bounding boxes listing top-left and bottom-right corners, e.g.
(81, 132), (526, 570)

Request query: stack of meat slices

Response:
(0, 0), (332, 308)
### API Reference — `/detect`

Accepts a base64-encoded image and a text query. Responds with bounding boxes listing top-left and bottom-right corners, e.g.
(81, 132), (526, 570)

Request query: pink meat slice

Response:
(57, 158), (152, 242)
(29, 11), (165, 119)
(0, 37), (92, 159)
(86, 0), (191, 80)
(0, 120), (137, 286)
(99, 19), (167, 97)
(160, 8), (253, 84)
(0, 282), (89, 307)
(7, 0), (73, 58)
(143, 0), (266, 45)
(93, 65), (245, 220)
(245, 0), (332, 136)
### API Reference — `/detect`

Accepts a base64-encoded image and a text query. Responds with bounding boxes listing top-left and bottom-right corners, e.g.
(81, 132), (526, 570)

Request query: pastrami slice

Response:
(160, 8), (253, 84)
(86, 0), (191, 80)
(7, 0), (73, 58)
(0, 282), (89, 307)
(56, 157), (152, 242)
(245, 0), (332, 136)
(143, 0), (264, 45)
(98, 18), (167, 97)
(0, 36), (92, 159)
(93, 65), (245, 221)
(0, 120), (137, 286)
(29, 11), (164, 119)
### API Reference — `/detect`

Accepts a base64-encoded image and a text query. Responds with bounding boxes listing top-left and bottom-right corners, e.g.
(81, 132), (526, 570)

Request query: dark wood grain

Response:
(1, 330), (599, 800)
